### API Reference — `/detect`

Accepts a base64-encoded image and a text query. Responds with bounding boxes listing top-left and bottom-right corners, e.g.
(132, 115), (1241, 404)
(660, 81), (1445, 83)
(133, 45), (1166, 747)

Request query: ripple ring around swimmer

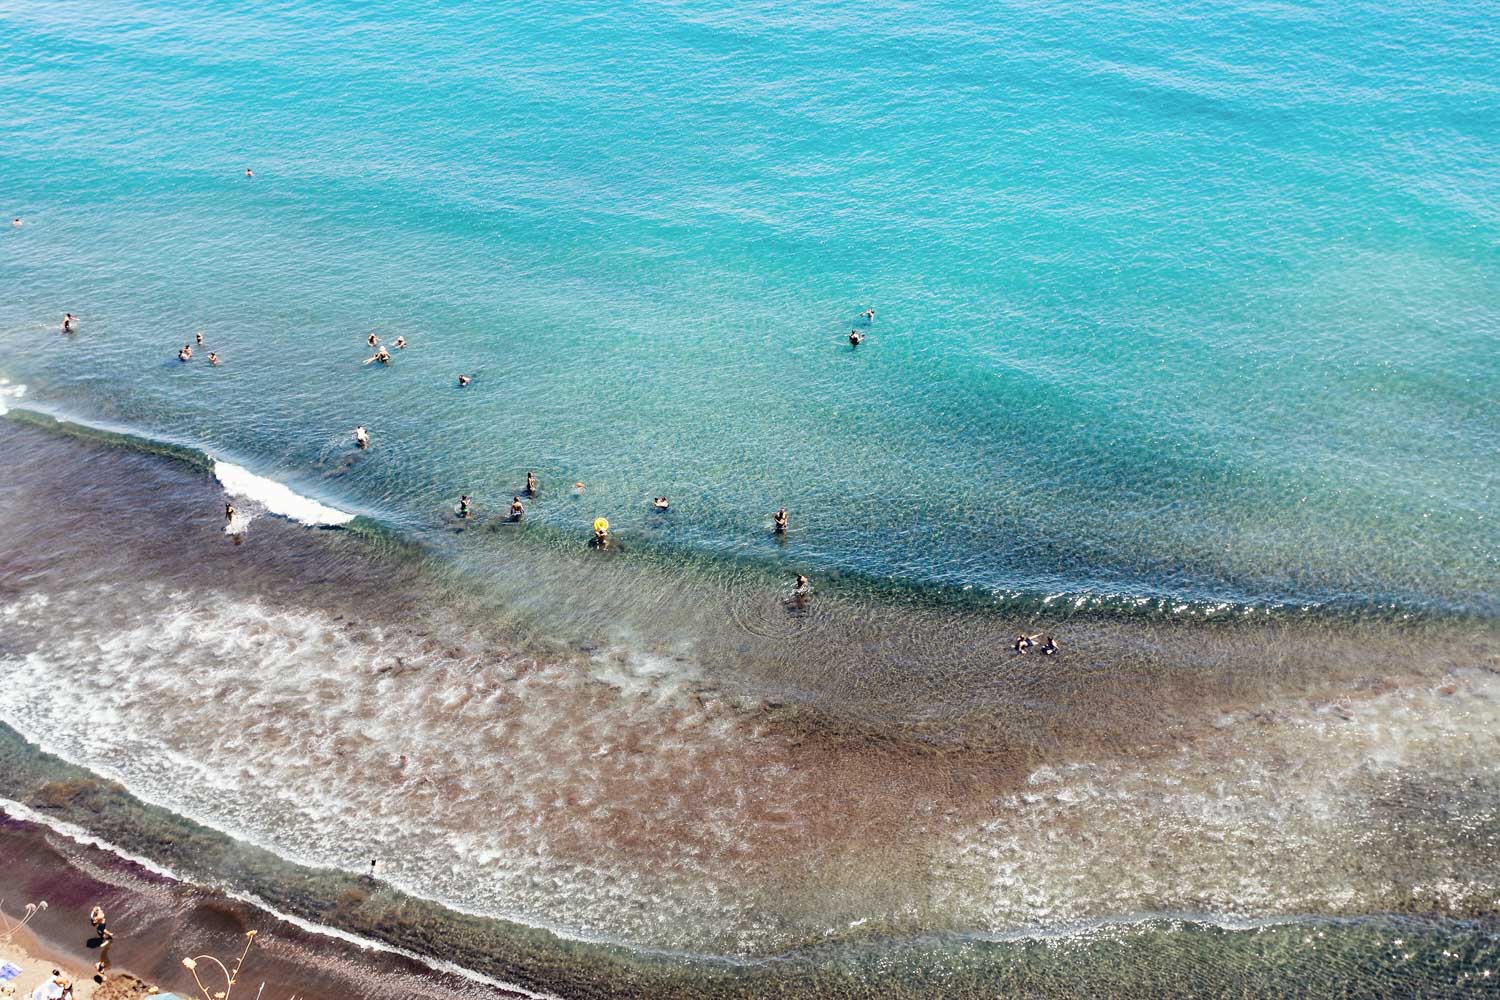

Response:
(726, 585), (824, 640)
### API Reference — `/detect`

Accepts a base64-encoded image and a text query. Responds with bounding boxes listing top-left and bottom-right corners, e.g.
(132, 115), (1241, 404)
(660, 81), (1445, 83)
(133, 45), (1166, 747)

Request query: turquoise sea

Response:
(1, 1), (1498, 996)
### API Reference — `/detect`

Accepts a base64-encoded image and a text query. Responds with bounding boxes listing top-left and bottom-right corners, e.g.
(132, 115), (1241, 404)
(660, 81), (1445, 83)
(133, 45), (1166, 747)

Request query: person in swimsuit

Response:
(89, 905), (111, 941)
(1012, 633), (1033, 653)
(354, 425), (369, 449)
(1039, 634), (1058, 655)
(225, 503), (236, 523)
(458, 374), (472, 386)
(207, 352), (220, 366)
(793, 574), (811, 597)
(653, 496), (669, 510)
(62, 313), (76, 334)
(10, 218), (20, 228)
(367, 346), (391, 364)
(195, 332), (203, 346)
(509, 496), (525, 521)
(773, 507), (788, 534)
(526, 471), (538, 495)
(245, 168), (253, 178)
(394, 336), (407, 349)
(863, 308), (875, 322)
(849, 330), (864, 346)
(367, 333), (380, 347)
(178, 344), (193, 361)
(458, 494), (471, 519)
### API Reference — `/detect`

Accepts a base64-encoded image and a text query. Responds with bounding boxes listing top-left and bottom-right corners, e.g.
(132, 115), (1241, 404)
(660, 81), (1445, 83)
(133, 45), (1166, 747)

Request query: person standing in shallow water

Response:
(773, 507), (788, 535)
(526, 471), (538, 495)
(61, 313), (76, 334)
(458, 495), (471, 519)
(354, 425), (369, 449)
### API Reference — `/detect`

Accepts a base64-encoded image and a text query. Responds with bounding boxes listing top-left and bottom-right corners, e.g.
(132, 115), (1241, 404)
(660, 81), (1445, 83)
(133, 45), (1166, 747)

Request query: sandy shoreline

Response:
(0, 813), (526, 1000)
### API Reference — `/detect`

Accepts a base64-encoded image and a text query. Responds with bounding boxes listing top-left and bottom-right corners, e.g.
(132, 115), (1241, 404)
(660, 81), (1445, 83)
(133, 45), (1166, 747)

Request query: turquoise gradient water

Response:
(1, 0), (1497, 613)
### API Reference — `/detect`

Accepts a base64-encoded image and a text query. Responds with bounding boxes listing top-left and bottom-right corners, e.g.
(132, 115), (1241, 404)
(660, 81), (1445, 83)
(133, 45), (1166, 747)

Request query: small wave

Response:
(214, 460), (355, 527)
(0, 380), (26, 415)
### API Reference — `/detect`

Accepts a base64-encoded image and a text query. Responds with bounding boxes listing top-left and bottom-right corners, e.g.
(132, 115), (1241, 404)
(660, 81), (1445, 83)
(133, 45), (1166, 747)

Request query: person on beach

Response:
(366, 346), (391, 365)
(773, 507), (788, 535)
(526, 471), (538, 495)
(354, 425), (369, 449)
(849, 329), (864, 346)
(1012, 633), (1033, 653)
(458, 494), (471, 519)
(653, 496), (670, 510)
(393, 336), (407, 349)
(88, 905), (111, 942)
(207, 351), (220, 366)
(509, 496), (525, 521)
(178, 344), (193, 361)
(61, 313), (76, 334)
(457, 374), (472, 387)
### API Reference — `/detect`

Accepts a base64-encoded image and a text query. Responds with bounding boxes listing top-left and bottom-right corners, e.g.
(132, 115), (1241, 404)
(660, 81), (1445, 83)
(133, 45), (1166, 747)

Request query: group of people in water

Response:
(175, 331), (220, 365)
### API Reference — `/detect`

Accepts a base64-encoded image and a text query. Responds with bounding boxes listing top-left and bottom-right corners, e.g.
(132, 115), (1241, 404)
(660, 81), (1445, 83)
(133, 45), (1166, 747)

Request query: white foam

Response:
(213, 460), (355, 526)
(0, 380), (26, 415)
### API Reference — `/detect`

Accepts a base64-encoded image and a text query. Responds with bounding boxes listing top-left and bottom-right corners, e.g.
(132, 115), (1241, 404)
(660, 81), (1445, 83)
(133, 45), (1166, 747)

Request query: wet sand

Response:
(0, 814), (526, 999)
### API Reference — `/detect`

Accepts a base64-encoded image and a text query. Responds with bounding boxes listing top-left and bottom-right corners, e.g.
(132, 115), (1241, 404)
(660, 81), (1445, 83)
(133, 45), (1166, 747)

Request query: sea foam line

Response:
(213, 459), (355, 527)
(0, 797), (561, 1000)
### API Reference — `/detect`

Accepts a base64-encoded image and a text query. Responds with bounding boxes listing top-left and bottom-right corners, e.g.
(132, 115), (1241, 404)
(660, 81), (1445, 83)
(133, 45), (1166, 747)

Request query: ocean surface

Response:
(1, 0), (1498, 996)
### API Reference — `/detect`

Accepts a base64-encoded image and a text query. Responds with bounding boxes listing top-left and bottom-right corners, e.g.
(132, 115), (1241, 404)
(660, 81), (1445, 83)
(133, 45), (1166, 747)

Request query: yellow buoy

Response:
(592, 517), (609, 534)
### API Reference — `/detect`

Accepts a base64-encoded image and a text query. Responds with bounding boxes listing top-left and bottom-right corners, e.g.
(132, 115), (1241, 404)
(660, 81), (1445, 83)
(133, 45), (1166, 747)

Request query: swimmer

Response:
(773, 507), (788, 534)
(393, 336), (407, 349)
(62, 313), (76, 334)
(207, 352), (220, 366)
(178, 344), (192, 361)
(245, 168), (253, 178)
(509, 496), (525, 521)
(526, 471), (537, 495)
(793, 574), (811, 597)
(354, 425), (369, 449)
(458, 494), (471, 519)
(365, 346), (391, 365)
(1039, 634), (1058, 655)
(1012, 633), (1033, 654)
(573, 482), (586, 494)
(652, 496), (670, 510)
(367, 333), (380, 347)
(195, 332), (203, 346)
(10, 218), (20, 228)
(849, 330), (864, 346)
(862, 308), (875, 322)
(458, 374), (472, 387)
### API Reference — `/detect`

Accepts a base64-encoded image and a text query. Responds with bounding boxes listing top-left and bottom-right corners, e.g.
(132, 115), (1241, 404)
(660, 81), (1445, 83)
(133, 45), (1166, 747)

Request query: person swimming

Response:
(773, 507), (788, 534)
(526, 471), (538, 495)
(793, 574), (811, 597)
(354, 425), (369, 449)
(10, 218), (20, 228)
(367, 333), (380, 347)
(509, 496), (525, 521)
(849, 329), (865, 346)
(207, 352), (220, 366)
(393, 336), (407, 349)
(1012, 633), (1033, 653)
(457, 374), (472, 386)
(366, 346), (391, 365)
(863, 308), (875, 322)
(458, 494), (471, 519)
(62, 313), (76, 334)
(177, 344), (192, 361)
(195, 332), (203, 346)
(245, 168), (254, 178)
(652, 496), (670, 510)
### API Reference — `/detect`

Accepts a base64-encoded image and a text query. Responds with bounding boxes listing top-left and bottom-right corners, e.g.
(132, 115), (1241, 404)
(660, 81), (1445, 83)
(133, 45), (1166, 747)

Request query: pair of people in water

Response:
(1013, 633), (1058, 655)
(177, 343), (193, 361)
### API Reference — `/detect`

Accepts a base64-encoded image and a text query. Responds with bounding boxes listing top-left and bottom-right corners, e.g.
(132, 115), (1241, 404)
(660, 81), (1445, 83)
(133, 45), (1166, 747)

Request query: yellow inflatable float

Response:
(592, 517), (609, 536)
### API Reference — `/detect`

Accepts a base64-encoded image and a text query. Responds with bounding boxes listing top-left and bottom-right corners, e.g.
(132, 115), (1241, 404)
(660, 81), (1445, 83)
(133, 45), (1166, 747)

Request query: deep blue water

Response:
(2, 0), (1497, 613)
